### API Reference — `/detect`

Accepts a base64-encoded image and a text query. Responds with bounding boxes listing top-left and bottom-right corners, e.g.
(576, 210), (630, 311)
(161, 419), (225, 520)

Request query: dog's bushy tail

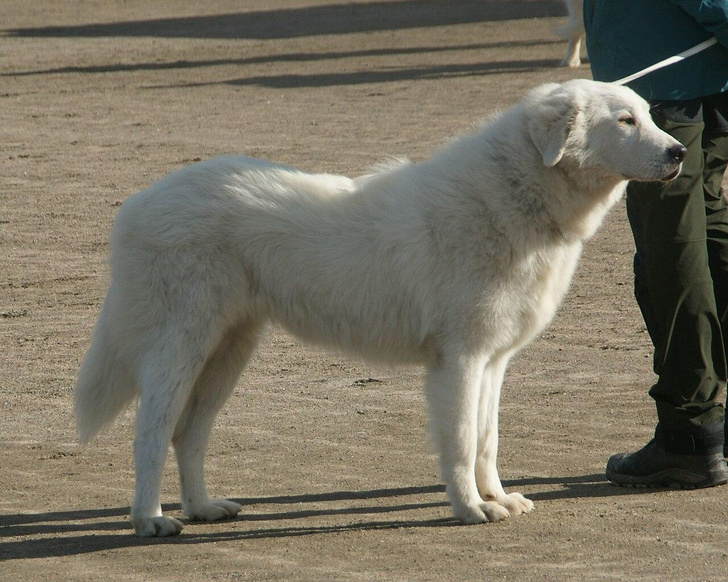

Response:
(74, 300), (136, 444)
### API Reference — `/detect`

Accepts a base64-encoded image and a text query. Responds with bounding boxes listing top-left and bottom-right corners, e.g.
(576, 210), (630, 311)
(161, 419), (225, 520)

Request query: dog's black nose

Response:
(669, 144), (687, 163)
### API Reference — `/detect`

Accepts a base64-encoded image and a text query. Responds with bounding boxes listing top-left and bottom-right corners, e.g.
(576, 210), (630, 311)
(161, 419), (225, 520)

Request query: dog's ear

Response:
(526, 85), (580, 167)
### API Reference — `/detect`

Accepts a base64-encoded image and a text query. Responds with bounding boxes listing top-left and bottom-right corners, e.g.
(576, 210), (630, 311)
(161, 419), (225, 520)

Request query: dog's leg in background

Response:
(557, 0), (586, 68)
(475, 354), (534, 516)
(424, 354), (510, 524)
(561, 32), (584, 68)
(172, 323), (261, 523)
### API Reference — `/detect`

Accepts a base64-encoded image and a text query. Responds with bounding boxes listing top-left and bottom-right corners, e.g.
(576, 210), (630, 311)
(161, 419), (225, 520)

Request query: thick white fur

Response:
(75, 80), (684, 537)
(556, 0), (587, 68)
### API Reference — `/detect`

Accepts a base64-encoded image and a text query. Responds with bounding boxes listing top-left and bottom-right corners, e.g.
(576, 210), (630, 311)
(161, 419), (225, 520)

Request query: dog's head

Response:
(525, 80), (685, 183)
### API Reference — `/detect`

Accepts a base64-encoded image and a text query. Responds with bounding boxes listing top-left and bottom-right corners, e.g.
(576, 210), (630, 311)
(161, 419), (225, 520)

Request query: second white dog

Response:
(556, 0), (587, 67)
(75, 79), (686, 536)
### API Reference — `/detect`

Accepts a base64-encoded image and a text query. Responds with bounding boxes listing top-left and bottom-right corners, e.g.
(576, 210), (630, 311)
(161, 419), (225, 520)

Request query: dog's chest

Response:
(504, 243), (582, 345)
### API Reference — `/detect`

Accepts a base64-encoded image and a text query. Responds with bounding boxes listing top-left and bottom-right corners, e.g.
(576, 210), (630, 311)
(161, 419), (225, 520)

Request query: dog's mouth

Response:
(659, 166), (682, 183)
(626, 164), (682, 183)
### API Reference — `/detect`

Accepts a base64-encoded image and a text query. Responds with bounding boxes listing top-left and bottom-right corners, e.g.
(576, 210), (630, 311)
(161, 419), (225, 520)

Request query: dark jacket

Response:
(584, 0), (728, 100)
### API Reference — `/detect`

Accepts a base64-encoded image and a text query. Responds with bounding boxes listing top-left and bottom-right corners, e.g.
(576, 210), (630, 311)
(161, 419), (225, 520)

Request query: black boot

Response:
(606, 438), (728, 489)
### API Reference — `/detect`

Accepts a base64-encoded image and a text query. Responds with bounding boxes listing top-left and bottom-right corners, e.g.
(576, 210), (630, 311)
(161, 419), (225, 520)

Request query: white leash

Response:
(612, 37), (718, 86)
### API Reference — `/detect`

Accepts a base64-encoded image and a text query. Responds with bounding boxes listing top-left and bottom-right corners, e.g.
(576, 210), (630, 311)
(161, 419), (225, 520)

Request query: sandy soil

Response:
(2, 1), (728, 580)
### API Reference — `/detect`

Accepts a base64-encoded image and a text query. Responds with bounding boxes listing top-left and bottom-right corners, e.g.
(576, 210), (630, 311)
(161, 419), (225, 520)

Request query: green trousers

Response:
(626, 93), (728, 453)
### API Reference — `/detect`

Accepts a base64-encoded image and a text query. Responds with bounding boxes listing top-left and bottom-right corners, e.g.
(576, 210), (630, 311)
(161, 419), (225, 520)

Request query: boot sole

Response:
(606, 467), (728, 490)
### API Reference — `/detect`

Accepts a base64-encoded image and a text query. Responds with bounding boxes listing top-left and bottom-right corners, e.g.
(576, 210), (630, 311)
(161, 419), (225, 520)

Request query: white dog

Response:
(75, 79), (685, 537)
(556, 0), (587, 67)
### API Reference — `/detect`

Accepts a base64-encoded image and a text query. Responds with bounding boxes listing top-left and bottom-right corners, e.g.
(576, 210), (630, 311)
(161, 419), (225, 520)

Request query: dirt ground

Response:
(2, 1), (728, 580)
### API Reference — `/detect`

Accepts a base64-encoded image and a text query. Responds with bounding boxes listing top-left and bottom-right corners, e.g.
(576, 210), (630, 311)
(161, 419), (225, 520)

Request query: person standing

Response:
(584, 0), (728, 487)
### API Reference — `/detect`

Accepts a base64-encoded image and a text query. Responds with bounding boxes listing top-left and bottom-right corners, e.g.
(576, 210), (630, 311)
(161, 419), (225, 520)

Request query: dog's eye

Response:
(619, 116), (637, 126)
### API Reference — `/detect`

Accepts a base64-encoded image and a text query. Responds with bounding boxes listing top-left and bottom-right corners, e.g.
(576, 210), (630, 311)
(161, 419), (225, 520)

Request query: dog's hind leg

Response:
(130, 322), (234, 537)
(172, 322), (261, 523)
(475, 353), (534, 517)
(557, 0), (587, 68)
(561, 34), (584, 68)
(424, 354), (509, 524)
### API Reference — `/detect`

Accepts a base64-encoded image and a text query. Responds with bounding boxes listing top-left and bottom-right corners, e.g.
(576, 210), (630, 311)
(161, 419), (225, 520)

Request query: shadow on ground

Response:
(0, 475), (655, 560)
(3, 1), (565, 40)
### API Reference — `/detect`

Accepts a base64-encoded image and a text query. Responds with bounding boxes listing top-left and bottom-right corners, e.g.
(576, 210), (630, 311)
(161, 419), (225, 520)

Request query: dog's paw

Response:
(131, 515), (185, 537)
(452, 500), (510, 524)
(186, 499), (242, 522)
(561, 55), (582, 68)
(496, 492), (534, 516)
(480, 501), (511, 522)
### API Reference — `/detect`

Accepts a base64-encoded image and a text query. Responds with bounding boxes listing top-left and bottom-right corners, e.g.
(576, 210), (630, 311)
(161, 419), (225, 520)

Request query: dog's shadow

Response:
(0, 475), (650, 559)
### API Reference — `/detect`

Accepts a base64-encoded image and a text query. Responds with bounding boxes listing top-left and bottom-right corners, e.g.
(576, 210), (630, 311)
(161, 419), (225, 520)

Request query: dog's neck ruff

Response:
(547, 161), (627, 242)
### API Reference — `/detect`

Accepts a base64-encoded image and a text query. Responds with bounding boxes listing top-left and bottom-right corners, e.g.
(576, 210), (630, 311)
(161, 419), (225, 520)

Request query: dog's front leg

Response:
(424, 354), (509, 524)
(475, 355), (534, 517)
